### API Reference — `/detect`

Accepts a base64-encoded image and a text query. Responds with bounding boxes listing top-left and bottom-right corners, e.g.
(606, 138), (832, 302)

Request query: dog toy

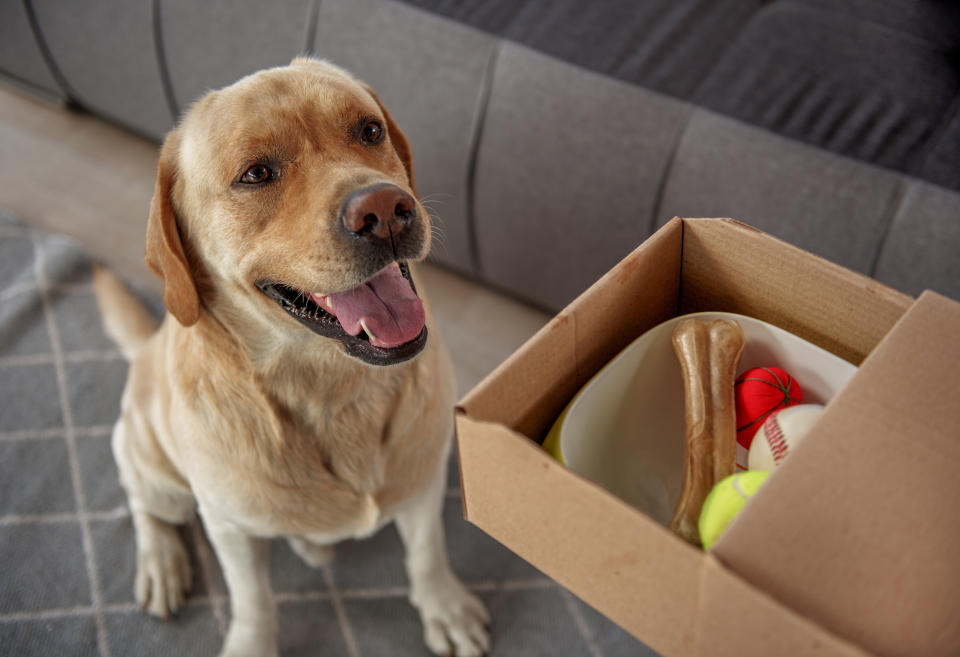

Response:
(747, 403), (824, 471)
(669, 318), (745, 546)
(734, 366), (802, 449)
(699, 470), (770, 550)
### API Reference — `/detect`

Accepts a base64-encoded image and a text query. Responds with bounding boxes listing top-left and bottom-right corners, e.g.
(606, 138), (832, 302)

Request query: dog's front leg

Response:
(203, 514), (278, 657)
(394, 467), (491, 657)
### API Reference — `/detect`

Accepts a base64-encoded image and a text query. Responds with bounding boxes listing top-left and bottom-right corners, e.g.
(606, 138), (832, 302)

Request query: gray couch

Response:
(3, 0), (959, 310)
(3, 3), (959, 656)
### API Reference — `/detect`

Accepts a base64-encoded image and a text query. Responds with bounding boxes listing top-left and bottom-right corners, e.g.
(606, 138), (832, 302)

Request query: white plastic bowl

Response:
(551, 312), (857, 526)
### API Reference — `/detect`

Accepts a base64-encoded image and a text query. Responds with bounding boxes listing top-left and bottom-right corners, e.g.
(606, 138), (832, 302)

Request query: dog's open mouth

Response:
(256, 262), (427, 366)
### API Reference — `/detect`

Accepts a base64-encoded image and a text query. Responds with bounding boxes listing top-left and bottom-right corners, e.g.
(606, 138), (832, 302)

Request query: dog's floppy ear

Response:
(145, 131), (200, 327)
(366, 87), (418, 197)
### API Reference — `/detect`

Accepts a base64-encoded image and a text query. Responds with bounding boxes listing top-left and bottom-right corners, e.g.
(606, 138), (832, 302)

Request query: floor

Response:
(0, 84), (659, 657)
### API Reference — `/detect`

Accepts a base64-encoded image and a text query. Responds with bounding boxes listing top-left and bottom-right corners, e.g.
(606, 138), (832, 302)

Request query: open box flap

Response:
(694, 556), (873, 657)
(714, 292), (960, 657)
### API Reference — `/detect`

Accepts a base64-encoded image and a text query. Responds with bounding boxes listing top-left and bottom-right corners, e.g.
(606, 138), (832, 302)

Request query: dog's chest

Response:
(296, 396), (393, 492)
(184, 370), (445, 537)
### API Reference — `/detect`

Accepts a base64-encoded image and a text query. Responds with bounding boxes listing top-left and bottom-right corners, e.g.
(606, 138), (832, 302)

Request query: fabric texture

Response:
(398, 0), (766, 98)
(30, 0), (173, 138)
(474, 43), (692, 311)
(694, 1), (960, 178)
(0, 0), (61, 95)
(160, 0), (316, 119)
(657, 109), (904, 276)
(397, 0), (960, 191)
(0, 210), (659, 656)
(874, 180), (960, 299)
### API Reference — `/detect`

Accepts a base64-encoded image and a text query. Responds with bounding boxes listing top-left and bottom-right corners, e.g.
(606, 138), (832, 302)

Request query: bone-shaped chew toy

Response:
(669, 318), (745, 545)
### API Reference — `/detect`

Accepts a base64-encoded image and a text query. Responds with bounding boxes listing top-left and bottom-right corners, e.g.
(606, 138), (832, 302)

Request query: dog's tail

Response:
(92, 265), (160, 361)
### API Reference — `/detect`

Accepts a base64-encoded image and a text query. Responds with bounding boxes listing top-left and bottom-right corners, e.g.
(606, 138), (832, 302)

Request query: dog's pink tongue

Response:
(318, 265), (424, 348)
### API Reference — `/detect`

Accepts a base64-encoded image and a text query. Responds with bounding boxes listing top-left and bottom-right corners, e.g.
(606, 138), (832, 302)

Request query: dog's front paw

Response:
(134, 523), (192, 619)
(218, 622), (279, 657)
(411, 573), (491, 657)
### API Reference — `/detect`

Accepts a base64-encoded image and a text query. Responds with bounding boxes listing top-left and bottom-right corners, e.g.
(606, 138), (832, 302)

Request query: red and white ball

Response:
(734, 366), (802, 449)
(747, 404), (825, 471)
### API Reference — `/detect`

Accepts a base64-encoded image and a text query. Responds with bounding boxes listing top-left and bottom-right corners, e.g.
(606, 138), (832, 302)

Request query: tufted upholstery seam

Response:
(464, 39), (502, 277)
(648, 103), (696, 235)
(150, 0), (179, 123)
(20, 0), (78, 103)
(869, 177), (911, 280)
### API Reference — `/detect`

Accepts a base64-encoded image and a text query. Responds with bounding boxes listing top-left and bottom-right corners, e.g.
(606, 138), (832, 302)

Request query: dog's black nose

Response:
(341, 184), (417, 242)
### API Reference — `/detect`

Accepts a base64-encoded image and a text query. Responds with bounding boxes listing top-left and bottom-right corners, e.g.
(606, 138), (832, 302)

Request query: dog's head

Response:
(146, 58), (432, 366)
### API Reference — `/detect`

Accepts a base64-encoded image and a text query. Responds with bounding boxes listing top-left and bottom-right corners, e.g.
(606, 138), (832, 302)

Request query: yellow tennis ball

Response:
(698, 471), (770, 550)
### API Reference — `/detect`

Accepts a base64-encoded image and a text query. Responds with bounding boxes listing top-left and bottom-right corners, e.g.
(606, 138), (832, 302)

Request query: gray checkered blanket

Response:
(0, 211), (654, 657)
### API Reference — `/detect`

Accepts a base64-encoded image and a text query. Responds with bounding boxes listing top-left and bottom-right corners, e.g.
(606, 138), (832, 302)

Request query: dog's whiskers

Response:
(292, 290), (309, 316)
(427, 223), (449, 257)
(417, 192), (452, 207)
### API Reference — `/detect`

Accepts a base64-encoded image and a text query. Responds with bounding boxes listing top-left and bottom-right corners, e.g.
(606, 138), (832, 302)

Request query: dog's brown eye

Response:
(360, 120), (384, 144)
(240, 164), (271, 184)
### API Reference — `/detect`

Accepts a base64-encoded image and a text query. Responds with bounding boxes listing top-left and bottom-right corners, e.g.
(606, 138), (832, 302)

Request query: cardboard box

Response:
(455, 218), (960, 657)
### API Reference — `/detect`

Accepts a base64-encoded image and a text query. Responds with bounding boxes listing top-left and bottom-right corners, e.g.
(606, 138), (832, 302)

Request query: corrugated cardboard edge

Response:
(713, 291), (960, 657)
(695, 555), (873, 657)
(679, 218), (911, 364)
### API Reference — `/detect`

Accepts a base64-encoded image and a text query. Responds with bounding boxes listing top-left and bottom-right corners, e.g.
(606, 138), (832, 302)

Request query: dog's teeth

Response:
(360, 319), (378, 343)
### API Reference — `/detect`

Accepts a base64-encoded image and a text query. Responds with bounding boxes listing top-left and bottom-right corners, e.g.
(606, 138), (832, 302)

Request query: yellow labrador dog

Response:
(94, 57), (490, 657)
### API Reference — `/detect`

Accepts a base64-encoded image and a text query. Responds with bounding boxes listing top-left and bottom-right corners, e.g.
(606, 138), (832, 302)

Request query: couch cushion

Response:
(0, 0), (61, 97)
(657, 110), (903, 278)
(314, 0), (498, 276)
(796, 0), (960, 47)
(398, 0), (764, 99)
(30, 0), (173, 139)
(474, 43), (691, 311)
(917, 108), (960, 192)
(874, 181), (960, 299)
(695, 1), (960, 184)
(160, 0), (315, 116)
